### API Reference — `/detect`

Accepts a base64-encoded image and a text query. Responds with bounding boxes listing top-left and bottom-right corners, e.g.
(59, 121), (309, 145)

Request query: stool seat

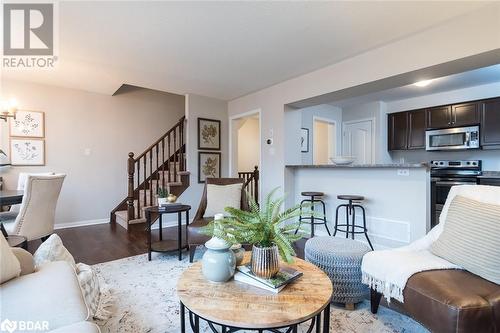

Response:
(302, 191), (324, 197)
(337, 195), (364, 201)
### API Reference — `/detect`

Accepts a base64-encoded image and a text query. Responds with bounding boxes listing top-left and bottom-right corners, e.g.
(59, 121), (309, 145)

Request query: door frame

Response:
(228, 108), (262, 181)
(342, 117), (376, 163)
(312, 116), (338, 164)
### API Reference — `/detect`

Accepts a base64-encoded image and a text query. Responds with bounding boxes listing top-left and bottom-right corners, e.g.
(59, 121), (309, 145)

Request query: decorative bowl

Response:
(329, 156), (355, 165)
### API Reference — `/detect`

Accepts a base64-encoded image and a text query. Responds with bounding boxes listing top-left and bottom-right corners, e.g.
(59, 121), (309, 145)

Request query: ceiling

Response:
(1, 1), (493, 100)
(328, 64), (500, 108)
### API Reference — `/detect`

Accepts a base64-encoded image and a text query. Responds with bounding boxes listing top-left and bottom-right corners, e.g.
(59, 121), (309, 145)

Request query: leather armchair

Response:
(187, 178), (249, 262)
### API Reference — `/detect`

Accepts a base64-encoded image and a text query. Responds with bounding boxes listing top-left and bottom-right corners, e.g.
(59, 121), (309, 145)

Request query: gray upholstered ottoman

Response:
(305, 237), (371, 309)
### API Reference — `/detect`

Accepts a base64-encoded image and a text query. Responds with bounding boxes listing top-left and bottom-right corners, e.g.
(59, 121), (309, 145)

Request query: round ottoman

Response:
(305, 237), (371, 309)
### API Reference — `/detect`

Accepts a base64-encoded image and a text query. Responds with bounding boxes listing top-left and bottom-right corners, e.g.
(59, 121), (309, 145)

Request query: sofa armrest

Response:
(11, 248), (35, 275)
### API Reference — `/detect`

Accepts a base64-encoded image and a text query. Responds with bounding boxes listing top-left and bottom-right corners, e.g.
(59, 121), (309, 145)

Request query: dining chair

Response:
(2, 174), (66, 241)
(8, 172), (55, 214)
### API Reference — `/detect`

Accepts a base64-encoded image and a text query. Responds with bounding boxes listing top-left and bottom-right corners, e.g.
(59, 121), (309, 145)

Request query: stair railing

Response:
(126, 116), (185, 221)
(238, 166), (259, 203)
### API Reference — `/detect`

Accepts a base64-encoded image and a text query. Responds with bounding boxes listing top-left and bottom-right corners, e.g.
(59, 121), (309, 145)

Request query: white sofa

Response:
(1, 248), (100, 333)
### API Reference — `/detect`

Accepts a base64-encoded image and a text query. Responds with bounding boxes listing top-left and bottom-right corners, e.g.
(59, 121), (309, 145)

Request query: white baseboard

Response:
(54, 218), (109, 230)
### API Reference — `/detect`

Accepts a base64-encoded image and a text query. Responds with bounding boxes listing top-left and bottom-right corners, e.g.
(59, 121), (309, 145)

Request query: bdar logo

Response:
(3, 3), (54, 56)
(0, 319), (17, 333)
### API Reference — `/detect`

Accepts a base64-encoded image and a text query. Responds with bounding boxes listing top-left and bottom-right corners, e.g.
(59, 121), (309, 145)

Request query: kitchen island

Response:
(284, 164), (430, 249)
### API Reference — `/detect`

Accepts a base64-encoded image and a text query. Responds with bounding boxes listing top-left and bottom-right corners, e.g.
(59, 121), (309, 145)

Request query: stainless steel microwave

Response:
(426, 126), (480, 151)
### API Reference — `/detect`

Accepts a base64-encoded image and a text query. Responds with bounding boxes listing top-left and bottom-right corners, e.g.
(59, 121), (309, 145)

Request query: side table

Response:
(145, 205), (191, 261)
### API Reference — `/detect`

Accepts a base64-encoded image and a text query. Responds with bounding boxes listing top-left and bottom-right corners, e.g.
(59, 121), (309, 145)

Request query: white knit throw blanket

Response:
(361, 222), (460, 303)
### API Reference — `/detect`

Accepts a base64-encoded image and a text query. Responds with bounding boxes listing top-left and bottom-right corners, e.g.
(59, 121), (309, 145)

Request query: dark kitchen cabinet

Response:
(408, 109), (426, 149)
(452, 102), (479, 127)
(480, 98), (500, 149)
(388, 112), (408, 151)
(427, 106), (451, 129)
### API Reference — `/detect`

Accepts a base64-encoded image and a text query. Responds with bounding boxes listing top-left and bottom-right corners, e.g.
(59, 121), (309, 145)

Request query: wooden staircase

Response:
(111, 116), (190, 229)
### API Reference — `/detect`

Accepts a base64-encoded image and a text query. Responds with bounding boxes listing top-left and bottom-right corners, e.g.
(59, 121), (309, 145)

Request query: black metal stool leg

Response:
(310, 196), (316, 238)
(334, 204), (341, 237)
(345, 205), (349, 238)
(295, 199), (308, 235)
(320, 200), (331, 236)
(357, 204), (373, 250)
(351, 203), (356, 240)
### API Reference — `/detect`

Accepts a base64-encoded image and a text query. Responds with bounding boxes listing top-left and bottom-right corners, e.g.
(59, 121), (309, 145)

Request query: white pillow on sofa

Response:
(204, 183), (243, 217)
(0, 233), (21, 284)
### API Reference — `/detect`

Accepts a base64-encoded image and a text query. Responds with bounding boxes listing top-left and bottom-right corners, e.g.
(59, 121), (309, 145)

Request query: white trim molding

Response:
(54, 218), (109, 230)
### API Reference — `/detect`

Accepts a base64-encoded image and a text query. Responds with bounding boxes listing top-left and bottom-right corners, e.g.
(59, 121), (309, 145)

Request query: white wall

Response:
(237, 117), (259, 172)
(182, 93), (228, 212)
(386, 81), (500, 170)
(0, 80), (185, 226)
(228, 3), (500, 200)
(299, 104), (342, 165)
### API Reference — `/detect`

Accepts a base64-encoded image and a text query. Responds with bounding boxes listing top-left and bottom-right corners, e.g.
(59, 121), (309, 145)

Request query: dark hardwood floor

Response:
(26, 223), (307, 265)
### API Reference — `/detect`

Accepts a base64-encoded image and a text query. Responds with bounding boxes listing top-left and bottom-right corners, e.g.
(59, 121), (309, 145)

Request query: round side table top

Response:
(177, 252), (333, 329)
(145, 204), (191, 214)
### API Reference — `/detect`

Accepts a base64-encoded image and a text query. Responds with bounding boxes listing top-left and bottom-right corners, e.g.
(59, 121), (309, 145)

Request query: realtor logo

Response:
(2, 2), (58, 68)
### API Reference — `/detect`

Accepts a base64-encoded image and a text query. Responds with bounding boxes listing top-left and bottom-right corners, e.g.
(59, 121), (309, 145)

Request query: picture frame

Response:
(9, 110), (45, 138)
(198, 118), (221, 150)
(198, 152), (221, 183)
(301, 128), (309, 153)
(10, 138), (46, 166)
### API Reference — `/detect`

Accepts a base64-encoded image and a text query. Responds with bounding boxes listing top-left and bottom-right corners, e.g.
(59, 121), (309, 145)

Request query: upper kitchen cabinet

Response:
(480, 97), (500, 149)
(426, 103), (479, 129)
(388, 112), (408, 151)
(426, 105), (451, 129)
(451, 102), (479, 127)
(407, 109), (426, 149)
(388, 109), (426, 151)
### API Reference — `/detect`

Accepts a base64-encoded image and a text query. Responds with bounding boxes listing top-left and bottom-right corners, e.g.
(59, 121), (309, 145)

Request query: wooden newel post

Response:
(254, 166), (259, 203)
(127, 152), (135, 221)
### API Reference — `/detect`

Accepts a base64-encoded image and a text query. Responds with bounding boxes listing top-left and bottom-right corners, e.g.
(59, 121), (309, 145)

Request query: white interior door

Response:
(342, 120), (374, 164)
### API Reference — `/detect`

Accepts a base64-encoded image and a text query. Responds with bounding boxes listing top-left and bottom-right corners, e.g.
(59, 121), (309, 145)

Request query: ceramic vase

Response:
(201, 213), (236, 282)
(251, 244), (280, 279)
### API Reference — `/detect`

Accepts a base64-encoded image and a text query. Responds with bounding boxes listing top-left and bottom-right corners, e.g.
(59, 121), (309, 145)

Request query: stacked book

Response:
(234, 264), (303, 293)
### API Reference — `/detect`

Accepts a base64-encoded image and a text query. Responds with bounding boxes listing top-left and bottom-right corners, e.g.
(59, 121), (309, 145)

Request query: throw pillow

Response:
(33, 234), (76, 269)
(431, 195), (500, 284)
(0, 233), (21, 284)
(77, 263), (113, 320)
(204, 183), (243, 217)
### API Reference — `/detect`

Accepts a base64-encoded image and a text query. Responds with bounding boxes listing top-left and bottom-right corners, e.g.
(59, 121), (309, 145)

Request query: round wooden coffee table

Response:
(177, 253), (333, 332)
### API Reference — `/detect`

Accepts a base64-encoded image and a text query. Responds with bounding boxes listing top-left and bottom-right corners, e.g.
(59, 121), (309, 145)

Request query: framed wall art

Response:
(198, 152), (221, 183)
(301, 128), (309, 153)
(10, 138), (45, 166)
(198, 118), (221, 150)
(10, 110), (45, 138)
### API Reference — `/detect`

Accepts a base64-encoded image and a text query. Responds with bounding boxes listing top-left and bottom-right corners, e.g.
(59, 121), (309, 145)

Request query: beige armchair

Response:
(3, 174), (66, 241)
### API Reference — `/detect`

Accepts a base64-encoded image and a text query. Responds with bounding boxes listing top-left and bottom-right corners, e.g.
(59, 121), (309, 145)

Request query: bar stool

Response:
(296, 191), (331, 238)
(334, 195), (373, 250)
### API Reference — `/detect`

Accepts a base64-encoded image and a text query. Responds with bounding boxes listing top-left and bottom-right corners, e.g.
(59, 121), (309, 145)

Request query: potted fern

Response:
(157, 187), (169, 206)
(203, 188), (309, 279)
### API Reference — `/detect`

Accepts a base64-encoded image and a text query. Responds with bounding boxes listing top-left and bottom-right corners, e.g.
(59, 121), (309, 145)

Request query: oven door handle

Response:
(435, 181), (476, 186)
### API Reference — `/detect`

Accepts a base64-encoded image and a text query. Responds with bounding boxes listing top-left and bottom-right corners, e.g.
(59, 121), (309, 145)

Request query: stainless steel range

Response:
(430, 160), (482, 228)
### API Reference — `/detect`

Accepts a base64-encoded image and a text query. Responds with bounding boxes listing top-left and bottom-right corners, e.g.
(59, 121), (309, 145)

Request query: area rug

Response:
(93, 252), (428, 333)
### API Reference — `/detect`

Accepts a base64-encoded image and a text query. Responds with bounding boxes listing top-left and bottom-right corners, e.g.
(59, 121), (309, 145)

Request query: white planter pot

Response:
(157, 197), (168, 206)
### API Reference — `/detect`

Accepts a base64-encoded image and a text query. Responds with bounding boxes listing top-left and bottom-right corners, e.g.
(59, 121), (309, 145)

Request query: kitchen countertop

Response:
(478, 171), (500, 179)
(285, 163), (429, 169)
